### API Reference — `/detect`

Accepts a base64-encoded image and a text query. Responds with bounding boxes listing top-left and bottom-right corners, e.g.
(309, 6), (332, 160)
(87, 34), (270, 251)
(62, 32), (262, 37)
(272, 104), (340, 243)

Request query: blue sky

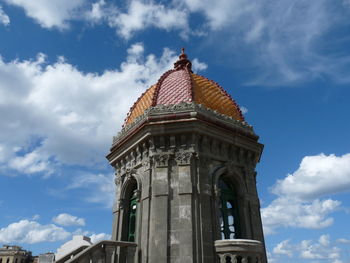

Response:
(0, 0), (350, 261)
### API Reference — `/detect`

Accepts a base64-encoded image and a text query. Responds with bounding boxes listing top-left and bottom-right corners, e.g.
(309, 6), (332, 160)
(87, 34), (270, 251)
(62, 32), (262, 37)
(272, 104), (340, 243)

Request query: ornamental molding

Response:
(112, 102), (255, 146)
(141, 157), (152, 170)
(175, 151), (193, 165)
(153, 153), (171, 167)
(124, 168), (135, 178)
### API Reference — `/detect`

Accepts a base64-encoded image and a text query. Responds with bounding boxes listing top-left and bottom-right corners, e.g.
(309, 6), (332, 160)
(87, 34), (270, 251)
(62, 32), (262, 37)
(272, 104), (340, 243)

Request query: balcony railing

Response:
(56, 240), (137, 263)
(215, 239), (264, 263)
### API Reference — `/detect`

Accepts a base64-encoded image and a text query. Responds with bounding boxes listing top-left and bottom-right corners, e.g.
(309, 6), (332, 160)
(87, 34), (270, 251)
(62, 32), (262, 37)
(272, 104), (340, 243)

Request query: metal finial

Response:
(174, 47), (192, 72)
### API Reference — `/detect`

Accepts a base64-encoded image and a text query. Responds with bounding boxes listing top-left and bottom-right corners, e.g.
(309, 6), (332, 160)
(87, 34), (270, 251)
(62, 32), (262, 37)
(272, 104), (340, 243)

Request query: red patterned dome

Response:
(124, 49), (244, 126)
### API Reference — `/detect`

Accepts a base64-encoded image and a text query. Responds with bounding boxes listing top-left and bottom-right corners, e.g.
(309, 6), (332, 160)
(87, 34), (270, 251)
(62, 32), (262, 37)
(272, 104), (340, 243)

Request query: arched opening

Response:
(6, 258), (9, 263)
(218, 178), (241, 239)
(121, 177), (138, 242)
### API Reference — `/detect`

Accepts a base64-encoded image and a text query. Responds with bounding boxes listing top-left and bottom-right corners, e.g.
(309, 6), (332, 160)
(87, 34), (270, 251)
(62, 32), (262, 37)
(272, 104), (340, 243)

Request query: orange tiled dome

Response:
(124, 49), (244, 126)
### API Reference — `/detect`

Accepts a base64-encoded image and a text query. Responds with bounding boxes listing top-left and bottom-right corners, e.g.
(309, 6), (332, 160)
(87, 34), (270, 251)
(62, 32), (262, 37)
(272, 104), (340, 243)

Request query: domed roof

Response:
(124, 49), (244, 126)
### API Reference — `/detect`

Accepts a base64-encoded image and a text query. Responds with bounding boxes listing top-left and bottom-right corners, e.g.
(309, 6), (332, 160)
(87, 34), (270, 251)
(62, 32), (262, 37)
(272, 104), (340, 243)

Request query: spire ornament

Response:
(174, 47), (192, 72)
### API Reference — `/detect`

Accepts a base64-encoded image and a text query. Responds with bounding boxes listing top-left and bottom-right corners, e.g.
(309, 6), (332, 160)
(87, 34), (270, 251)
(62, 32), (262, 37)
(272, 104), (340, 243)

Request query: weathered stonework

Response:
(106, 102), (267, 263)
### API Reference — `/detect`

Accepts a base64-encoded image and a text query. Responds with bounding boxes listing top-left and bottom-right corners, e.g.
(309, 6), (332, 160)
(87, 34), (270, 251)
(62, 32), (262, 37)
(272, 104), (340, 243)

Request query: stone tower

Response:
(107, 50), (267, 263)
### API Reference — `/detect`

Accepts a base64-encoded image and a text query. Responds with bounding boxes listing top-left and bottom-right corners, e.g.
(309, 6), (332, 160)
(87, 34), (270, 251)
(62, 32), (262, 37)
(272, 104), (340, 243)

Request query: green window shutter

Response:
(127, 196), (137, 242)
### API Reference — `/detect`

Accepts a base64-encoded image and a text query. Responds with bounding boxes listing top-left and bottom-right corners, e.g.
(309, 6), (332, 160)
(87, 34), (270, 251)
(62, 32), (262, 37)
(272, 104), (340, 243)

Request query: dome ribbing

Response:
(124, 49), (244, 126)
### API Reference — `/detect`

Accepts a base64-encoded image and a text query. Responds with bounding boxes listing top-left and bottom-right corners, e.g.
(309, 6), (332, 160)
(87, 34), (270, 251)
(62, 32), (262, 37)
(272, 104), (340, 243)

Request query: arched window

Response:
(6, 258), (9, 263)
(126, 184), (138, 242)
(0, 258), (2, 263)
(218, 178), (240, 239)
(15, 259), (18, 263)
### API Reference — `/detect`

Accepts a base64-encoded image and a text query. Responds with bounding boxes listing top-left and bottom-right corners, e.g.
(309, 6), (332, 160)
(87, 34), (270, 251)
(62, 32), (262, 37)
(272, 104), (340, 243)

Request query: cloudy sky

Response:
(0, 0), (350, 261)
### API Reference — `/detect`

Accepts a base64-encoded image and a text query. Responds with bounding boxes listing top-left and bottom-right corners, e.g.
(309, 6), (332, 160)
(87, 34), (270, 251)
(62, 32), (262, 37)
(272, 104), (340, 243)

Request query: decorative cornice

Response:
(112, 102), (255, 147)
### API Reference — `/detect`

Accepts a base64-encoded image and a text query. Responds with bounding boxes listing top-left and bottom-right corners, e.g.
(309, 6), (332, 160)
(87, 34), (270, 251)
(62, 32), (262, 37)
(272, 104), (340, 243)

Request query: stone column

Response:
(149, 153), (170, 262)
(197, 155), (215, 262)
(176, 151), (195, 262)
(140, 158), (152, 263)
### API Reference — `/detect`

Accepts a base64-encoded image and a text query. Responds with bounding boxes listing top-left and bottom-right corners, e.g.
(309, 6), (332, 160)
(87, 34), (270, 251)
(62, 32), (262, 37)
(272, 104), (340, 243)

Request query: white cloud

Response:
(300, 235), (341, 260)
(192, 58), (207, 72)
(106, 0), (189, 39)
(271, 235), (344, 262)
(8, 149), (52, 175)
(52, 213), (86, 227)
(32, 214), (40, 220)
(262, 153), (350, 234)
(0, 219), (70, 244)
(0, 44), (180, 177)
(262, 197), (339, 234)
(90, 233), (111, 243)
(273, 240), (292, 257)
(4, 0), (85, 29)
(0, 5), (10, 26)
(181, 0), (255, 30)
(319, 234), (331, 247)
(272, 153), (350, 200)
(67, 173), (115, 208)
(3, 0), (188, 37)
(336, 238), (350, 244)
(85, 0), (107, 23)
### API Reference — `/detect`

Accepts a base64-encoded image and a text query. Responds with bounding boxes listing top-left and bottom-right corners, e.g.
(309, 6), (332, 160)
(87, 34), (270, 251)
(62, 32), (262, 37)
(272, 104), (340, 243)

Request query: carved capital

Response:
(125, 168), (135, 179)
(142, 157), (152, 170)
(154, 153), (170, 167)
(175, 151), (193, 165)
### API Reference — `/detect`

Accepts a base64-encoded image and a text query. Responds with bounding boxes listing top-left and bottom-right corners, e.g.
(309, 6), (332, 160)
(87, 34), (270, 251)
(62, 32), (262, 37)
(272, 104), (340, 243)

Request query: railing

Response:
(56, 240), (137, 263)
(215, 239), (264, 263)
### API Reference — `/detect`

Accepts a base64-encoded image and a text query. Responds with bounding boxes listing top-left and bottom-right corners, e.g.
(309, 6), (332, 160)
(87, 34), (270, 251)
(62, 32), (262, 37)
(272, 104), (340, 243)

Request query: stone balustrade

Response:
(215, 239), (264, 263)
(57, 240), (137, 263)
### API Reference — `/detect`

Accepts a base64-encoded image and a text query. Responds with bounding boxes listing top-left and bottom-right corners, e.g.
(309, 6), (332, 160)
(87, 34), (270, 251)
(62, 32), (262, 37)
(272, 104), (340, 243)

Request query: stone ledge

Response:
(113, 102), (255, 146)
